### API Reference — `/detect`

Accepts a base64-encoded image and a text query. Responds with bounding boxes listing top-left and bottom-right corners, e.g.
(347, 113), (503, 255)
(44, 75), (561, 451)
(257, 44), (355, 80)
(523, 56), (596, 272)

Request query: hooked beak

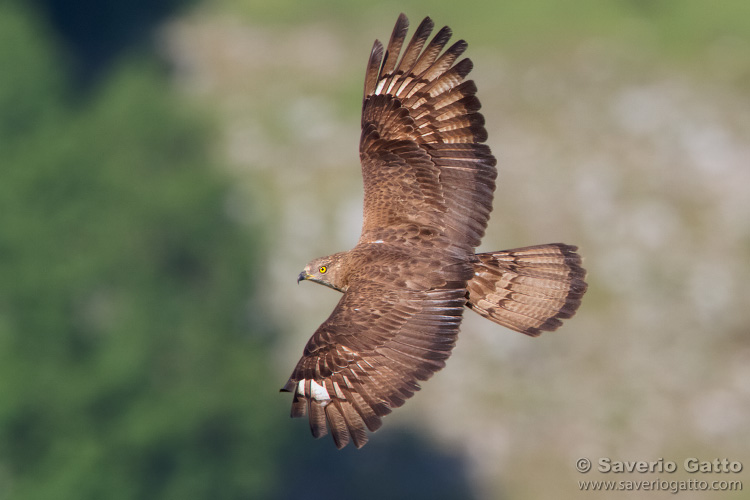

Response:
(297, 271), (308, 284)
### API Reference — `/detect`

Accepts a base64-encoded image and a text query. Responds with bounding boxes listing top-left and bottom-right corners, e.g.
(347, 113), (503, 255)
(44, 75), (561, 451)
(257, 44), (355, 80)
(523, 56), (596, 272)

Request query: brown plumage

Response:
(282, 14), (588, 449)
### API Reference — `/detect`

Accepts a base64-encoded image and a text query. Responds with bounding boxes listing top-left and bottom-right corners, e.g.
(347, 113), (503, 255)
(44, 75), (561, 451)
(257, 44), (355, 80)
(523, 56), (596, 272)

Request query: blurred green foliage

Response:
(0, 2), (285, 498)
(30, 0), (197, 85)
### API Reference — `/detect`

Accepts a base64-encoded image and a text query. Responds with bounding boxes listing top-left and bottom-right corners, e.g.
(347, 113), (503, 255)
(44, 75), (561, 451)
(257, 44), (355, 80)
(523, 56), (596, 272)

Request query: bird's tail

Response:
(466, 244), (587, 336)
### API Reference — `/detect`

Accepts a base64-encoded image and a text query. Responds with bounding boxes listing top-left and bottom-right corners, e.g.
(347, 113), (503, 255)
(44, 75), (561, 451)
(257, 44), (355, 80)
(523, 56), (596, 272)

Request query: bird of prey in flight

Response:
(282, 13), (587, 449)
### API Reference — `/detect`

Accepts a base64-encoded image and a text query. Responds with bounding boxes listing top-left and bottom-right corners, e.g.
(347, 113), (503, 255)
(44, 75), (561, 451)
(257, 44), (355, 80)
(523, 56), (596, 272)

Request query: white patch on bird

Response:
(297, 379), (331, 401)
(309, 379), (331, 401)
(374, 239), (384, 244)
(474, 272), (480, 276)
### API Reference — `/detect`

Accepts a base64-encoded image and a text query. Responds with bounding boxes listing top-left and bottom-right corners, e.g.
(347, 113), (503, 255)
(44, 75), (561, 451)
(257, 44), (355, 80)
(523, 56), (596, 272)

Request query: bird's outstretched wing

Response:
(358, 14), (497, 255)
(282, 248), (469, 449)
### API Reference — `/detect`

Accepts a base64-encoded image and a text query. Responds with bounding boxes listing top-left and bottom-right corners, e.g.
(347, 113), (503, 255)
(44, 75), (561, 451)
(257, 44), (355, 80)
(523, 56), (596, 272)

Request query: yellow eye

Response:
(319, 266), (327, 274)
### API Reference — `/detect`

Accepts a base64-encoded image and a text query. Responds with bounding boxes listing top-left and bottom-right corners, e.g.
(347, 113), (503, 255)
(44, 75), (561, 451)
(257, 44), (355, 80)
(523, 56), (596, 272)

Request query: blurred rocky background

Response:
(1, 0), (748, 498)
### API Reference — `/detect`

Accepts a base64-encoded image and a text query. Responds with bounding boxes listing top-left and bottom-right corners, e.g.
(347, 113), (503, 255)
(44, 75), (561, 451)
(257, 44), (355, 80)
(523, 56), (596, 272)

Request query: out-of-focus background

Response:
(2, 0), (749, 498)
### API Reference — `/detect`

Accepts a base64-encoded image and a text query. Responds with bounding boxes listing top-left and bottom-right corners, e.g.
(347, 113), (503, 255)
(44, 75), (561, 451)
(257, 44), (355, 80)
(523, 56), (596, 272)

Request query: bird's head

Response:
(298, 253), (348, 292)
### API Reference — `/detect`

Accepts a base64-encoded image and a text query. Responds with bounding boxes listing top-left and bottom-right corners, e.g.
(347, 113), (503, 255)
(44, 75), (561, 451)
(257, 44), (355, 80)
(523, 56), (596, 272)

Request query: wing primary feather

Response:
(309, 401), (328, 438)
(325, 402), (351, 449)
(364, 41), (384, 98)
(377, 13), (410, 95)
